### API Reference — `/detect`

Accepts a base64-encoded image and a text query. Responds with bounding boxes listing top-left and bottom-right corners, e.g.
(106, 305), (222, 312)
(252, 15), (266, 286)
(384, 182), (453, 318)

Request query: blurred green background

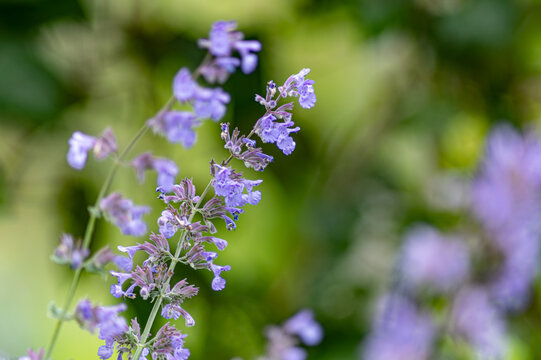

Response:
(3, 0), (541, 359)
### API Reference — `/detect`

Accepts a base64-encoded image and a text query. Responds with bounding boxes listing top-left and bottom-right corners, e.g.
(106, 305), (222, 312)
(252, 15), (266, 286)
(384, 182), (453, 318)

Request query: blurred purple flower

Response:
(472, 125), (541, 310)
(284, 310), (323, 346)
(452, 287), (507, 359)
(67, 131), (97, 170)
(362, 294), (434, 360)
(399, 225), (470, 293)
(198, 20), (261, 82)
(67, 129), (118, 170)
(132, 152), (179, 191)
(52, 233), (89, 269)
(99, 193), (150, 236)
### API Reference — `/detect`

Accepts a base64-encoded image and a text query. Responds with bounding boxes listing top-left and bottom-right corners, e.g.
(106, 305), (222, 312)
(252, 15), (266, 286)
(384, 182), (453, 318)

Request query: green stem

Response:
(133, 182), (212, 358)
(45, 96), (176, 359)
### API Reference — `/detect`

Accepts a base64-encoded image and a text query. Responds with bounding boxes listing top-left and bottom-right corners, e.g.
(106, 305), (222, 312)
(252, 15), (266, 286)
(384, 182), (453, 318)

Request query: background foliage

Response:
(2, 0), (541, 359)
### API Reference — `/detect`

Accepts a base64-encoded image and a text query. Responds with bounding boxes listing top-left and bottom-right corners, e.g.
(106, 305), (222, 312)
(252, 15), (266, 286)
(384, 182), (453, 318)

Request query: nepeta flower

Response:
(150, 323), (190, 360)
(52, 233), (89, 269)
(173, 68), (196, 102)
(100, 193), (150, 236)
(283, 310), (323, 346)
(399, 225), (470, 293)
(67, 128), (118, 170)
(261, 310), (323, 360)
(472, 125), (541, 310)
(451, 287), (507, 359)
(74, 299), (129, 359)
(208, 263), (231, 291)
(132, 152), (179, 191)
(212, 164), (262, 208)
(90, 246), (133, 272)
(67, 131), (97, 170)
(255, 114), (300, 155)
(171, 67), (231, 122)
(198, 20), (261, 82)
(362, 294), (434, 360)
(149, 111), (199, 148)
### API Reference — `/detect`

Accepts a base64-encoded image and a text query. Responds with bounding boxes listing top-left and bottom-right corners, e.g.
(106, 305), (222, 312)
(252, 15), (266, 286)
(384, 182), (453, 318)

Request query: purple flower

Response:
(283, 310), (323, 346)
(254, 115), (300, 156)
(74, 300), (128, 359)
(362, 294), (434, 360)
(399, 225), (470, 293)
(193, 87), (230, 121)
(151, 323), (190, 360)
(67, 131), (97, 170)
(67, 129), (118, 170)
(279, 68), (317, 109)
(452, 287), (507, 359)
(209, 263), (231, 291)
(472, 125), (541, 310)
(198, 20), (262, 77)
(212, 164), (262, 208)
(52, 233), (89, 269)
(132, 152), (179, 191)
(173, 67), (196, 102)
(99, 193), (150, 236)
(149, 111), (198, 148)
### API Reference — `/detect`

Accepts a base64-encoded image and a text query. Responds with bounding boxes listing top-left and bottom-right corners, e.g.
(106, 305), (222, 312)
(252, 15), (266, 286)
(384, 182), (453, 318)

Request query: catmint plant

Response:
(22, 20), (319, 360)
(361, 124), (541, 359)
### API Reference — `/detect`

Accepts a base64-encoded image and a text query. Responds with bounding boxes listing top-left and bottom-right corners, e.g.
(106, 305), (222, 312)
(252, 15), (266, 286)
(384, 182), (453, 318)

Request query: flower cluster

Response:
(74, 300), (129, 359)
(42, 20), (317, 360)
(149, 21), (261, 150)
(362, 125), (541, 359)
(198, 20), (261, 82)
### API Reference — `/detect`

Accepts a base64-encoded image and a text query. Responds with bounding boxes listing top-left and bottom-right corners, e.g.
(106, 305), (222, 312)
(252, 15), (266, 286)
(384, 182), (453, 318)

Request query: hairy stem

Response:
(45, 96), (176, 359)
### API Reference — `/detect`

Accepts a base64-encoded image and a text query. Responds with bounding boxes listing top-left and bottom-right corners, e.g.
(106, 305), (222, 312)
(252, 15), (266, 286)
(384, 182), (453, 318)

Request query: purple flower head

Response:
(472, 125), (541, 237)
(452, 287), (507, 359)
(193, 87), (230, 121)
(161, 303), (195, 327)
(67, 129), (118, 170)
(151, 323), (190, 360)
(212, 164), (263, 208)
(93, 128), (118, 160)
(148, 111), (198, 148)
(90, 246), (132, 272)
(173, 67), (196, 102)
(280, 69), (317, 109)
(489, 229), (539, 311)
(67, 131), (97, 170)
(99, 193), (150, 236)
(198, 20), (261, 79)
(254, 115), (300, 155)
(362, 294), (434, 360)
(53, 233), (89, 269)
(132, 152), (179, 191)
(74, 300), (128, 359)
(399, 225), (470, 293)
(209, 263), (231, 291)
(472, 125), (541, 310)
(283, 310), (323, 346)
